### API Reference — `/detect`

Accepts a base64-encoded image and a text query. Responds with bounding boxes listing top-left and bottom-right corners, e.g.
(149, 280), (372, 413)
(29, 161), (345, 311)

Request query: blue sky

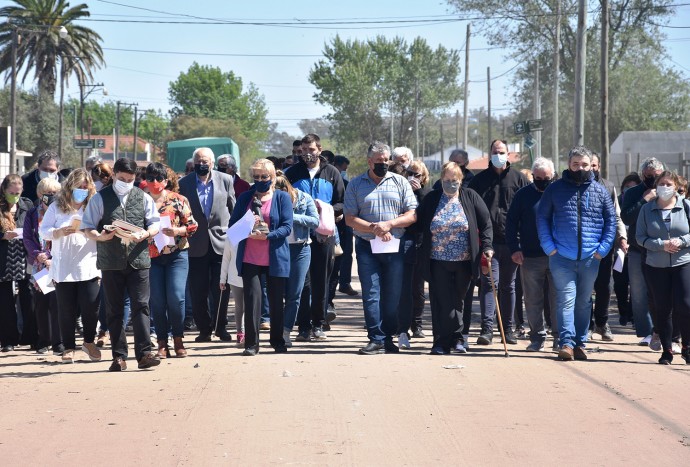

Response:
(18, 0), (690, 137)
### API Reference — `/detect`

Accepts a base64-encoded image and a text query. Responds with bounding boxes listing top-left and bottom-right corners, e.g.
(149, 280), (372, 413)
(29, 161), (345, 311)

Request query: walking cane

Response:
(213, 291), (224, 339)
(487, 259), (510, 358)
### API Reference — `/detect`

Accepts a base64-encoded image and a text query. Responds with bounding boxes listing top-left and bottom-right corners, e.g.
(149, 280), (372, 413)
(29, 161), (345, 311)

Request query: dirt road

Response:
(1, 287), (689, 465)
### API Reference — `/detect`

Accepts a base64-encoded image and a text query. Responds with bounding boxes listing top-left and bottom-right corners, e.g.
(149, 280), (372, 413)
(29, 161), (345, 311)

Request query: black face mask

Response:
(41, 194), (55, 206)
(593, 170), (600, 182)
(533, 178), (553, 192)
(194, 163), (210, 177)
(372, 163), (388, 177)
(569, 169), (588, 184)
(644, 175), (655, 189)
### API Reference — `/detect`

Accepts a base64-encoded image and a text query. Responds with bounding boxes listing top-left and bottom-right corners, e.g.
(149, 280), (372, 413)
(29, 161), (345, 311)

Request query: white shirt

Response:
(39, 204), (101, 283)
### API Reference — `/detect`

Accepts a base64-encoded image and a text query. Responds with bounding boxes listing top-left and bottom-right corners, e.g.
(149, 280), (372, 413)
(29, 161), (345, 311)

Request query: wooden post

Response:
(600, 0), (610, 178)
(573, 0), (587, 146)
(462, 24), (470, 149)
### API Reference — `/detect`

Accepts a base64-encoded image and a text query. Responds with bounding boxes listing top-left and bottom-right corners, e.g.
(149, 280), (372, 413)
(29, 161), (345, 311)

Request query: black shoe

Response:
(138, 353), (161, 369)
(430, 346), (450, 355)
(242, 347), (259, 356)
(1, 345), (14, 352)
(326, 304), (337, 323)
(659, 351), (673, 365)
(36, 346), (50, 354)
(215, 330), (233, 342)
(294, 330), (311, 342)
(195, 333), (212, 343)
(359, 342), (384, 355)
(184, 319), (196, 331)
(274, 345), (288, 353)
(476, 332), (493, 345)
(338, 284), (358, 296)
(411, 328), (425, 339)
(501, 331), (518, 345)
(384, 340), (400, 354)
(681, 347), (690, 365)
(515, 326), (526, 338)
(322, 322), (331, 331)
(52, 344), (65, 356)
(109, 357), (127, 372)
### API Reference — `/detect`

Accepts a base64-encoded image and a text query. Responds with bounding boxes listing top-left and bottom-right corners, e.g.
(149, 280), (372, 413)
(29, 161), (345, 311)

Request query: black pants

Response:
(515, 266), (524, 327)
(102, 267), (152, 361)
(612, 256), (631, 321)
(398, 259), (426, 334)
(55, 278), (100, 350)
(15, 278), (36, 347)
(429, 260), (472, 350)
(241, 263), (285, 350)
(591, 248), (614, 327)
(0, 281), (19, 347)
(462, 278), (475, 334)
(189, 247), (227, 335)
(647, 262), (690, 352)
(34, 289), (61, 350)
(297, 237), (334, 330)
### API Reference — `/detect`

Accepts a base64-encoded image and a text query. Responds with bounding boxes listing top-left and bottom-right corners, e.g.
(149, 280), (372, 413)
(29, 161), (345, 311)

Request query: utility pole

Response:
(487, 67), (492, 147)
(455, 110), (460, 149)
(462, 24), (470, 149)
(414, 82), (420, 158)
(601, 0), (610, 179)
(573, 0), (587, 146)
(440, 123), (445, 165)
(133, 106), (139, 161)
(553, 0), (561, 172)
(9, 28), (18, 174)
(534, 58), (542, 160)
(390, 105), (394, 149)
(115, 100), (137, 160)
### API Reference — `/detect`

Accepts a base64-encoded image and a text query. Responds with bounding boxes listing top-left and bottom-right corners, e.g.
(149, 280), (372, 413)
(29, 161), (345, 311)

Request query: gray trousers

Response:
(521, 256), (557, 343)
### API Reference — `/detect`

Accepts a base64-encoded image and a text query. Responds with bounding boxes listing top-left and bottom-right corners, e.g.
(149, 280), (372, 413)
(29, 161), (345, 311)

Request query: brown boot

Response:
(156, 339), (170, 359)
(173, 336), (187, 358)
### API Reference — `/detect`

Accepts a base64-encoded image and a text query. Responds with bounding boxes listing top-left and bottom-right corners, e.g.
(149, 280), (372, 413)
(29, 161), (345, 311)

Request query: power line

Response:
(103, 47), (321, 57)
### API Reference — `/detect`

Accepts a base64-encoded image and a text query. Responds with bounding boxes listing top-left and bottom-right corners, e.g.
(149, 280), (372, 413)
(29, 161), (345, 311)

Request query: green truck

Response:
(166, 137), (240, 174)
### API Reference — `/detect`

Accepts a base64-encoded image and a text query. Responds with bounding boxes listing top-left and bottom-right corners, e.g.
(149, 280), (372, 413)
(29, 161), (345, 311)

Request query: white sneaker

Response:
(462, 334), (470, 350)
(639, 335), (652, 346)
(454, 342), (467, 354)
(283, 329), (293, 348)
(398, 332), (410, 349)
(672, 342), (682, 354)
(649, 333), (662, 352)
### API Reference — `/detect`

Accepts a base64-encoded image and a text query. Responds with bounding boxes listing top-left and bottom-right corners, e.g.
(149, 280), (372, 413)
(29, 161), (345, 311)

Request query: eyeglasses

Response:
(253, 174), (271, 181)
(145, 175), (165, 183)
(406, 171), (422, 178)
(91, 169), (109, 180)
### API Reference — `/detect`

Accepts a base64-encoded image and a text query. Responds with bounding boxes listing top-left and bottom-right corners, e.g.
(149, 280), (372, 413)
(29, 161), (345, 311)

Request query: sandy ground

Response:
(1, 280), (689, 466)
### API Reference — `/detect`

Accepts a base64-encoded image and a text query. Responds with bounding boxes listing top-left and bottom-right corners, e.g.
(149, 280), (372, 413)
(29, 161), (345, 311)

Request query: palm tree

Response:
(0, 0), (104, 157)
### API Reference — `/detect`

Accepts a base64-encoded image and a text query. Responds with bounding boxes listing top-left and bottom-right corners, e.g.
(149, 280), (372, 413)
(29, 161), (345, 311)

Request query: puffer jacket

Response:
(537, 169), (616, 260)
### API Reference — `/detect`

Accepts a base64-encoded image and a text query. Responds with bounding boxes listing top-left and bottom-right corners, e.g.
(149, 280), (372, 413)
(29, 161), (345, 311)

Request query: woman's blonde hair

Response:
(37, 178), (61, 198)
(274, 170), (297, 203)
(0, 174), (22, 231)
(440, 161), (464, 181)
(56, 168), (95, 213)
(251, 158), (276, 190)
(408, 160), (430, 186)
(165, 166), (179, 193)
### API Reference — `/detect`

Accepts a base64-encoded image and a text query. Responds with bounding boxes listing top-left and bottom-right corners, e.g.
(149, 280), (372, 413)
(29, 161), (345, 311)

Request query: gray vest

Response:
(97, 185), (150, 270)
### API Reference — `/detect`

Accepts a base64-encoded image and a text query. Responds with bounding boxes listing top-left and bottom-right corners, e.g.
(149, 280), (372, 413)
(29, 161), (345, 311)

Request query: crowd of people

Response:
(1, 134), (689, 370)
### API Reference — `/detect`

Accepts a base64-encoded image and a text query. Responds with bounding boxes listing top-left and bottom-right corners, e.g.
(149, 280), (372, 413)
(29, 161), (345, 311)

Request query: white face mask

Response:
(39, 170), (58, 180)
(656, 185), (676, 201)
(491, 153), (508, 168)
(113, 179), (134, 196)
(94, 180), (104, 191)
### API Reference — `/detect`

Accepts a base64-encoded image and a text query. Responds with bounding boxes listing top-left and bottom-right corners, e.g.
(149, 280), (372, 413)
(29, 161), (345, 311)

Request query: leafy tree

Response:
(310, 35), (463, 156)
(298, 118), (331, 139)
(264, 123), (298, 157)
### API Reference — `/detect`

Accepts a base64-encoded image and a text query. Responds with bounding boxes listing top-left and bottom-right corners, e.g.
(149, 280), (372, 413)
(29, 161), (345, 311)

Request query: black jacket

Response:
(21, 169), (65, 204)
(416, 188), (493, 282)
(621, 182), (649, 252)
(467, 161), (529, 244)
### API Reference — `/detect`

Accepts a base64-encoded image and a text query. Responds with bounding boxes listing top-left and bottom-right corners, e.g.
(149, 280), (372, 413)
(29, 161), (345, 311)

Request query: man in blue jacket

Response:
(537, 146), (616, 361)
(506, 157), (557, 352)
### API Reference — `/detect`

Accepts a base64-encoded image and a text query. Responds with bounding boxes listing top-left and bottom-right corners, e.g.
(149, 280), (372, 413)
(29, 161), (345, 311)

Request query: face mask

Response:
(491, 153), (508, 168)
(72, 188), (89, 204)
(569, 170), (588, 184)
(644, 175), (656, 189)
(593, 170), (600, 182)
(113, 179), (134, 196)
(372, 163), (388, 178)
(39, 170), (58, 180)
(253, 180), (272, 193)
(194, 164), (210, 177)
(533, 178), (553, 192)
(340, 170), (348, 180)
(402, 163), (410, 170)
(442, 180), (460, 195)
(94, 180), (104, 191)
(4, 193), (20, 205)
(148, 180), (166, 195)
(41, 194), (55, 206)
(302, 153), (318, 164)
(656, 186), (676, 201)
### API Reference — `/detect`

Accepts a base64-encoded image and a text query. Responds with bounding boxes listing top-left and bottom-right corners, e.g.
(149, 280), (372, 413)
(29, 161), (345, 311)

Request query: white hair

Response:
(192, 147), (215, 161)
(218, 154), (237, 168)
(532, 157), (555, 175)
(392, 146), (414, 161)
(640, 157), (665, 173)
(185, 158), (194, 165)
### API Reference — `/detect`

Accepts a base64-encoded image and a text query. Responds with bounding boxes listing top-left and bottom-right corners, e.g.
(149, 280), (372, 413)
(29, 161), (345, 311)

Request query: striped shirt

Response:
(344, 171), (418, 240)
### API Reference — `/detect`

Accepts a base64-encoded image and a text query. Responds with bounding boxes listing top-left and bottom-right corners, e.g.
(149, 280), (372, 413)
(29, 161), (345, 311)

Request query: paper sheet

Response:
(153, 215), (175, 252)
(12, 228), (23, 239)
(227, 209), (256, 246)
(33, 268), (55, 294)
(612, 249), (625, 273)
(370, 236), (400, 254)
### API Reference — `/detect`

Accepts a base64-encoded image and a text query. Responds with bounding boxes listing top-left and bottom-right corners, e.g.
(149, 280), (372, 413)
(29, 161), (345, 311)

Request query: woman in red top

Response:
(145, 162), (198, 358)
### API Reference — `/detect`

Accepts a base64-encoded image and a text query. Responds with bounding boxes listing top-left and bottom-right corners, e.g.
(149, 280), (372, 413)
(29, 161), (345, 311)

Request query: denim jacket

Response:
(290, 189), (319, 244)
(636, 196), (690, 268)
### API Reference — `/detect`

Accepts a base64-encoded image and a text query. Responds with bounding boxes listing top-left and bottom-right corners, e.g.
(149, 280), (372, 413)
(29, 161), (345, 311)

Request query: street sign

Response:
(527, 119), (543, 131)
(96, 139), (106, 149)
(524, 133), (535, 149)
(73, 139), (94, 149)
(514, 121), (526, 135)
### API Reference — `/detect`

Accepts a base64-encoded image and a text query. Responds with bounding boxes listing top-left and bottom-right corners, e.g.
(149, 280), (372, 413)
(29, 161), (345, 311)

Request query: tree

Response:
(264, 123), (298, 157)
(309, 35), (463, 156)
(168, 62), (270, 144)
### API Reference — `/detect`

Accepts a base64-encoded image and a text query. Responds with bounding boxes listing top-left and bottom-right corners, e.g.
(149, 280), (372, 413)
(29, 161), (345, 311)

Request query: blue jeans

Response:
(627, 251), (653, 337)
(284, 243), (311, 331)
(150, 250), (189, 338)
(479, 243), (518, 333)
(355, 238), (404, 343)
(549, 253), (601, 349)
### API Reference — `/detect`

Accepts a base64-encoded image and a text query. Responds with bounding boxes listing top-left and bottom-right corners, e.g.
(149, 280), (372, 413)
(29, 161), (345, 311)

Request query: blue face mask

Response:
(253, 180), (272, 193)
(491, 153), (508, 168)
(72, 188), (89, 204)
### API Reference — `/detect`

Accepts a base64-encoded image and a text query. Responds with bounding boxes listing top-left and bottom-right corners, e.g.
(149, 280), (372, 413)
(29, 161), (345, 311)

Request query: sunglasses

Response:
(145, 175), (165, 183)
(406, 171), (422, 178)
(91, 169), (109, 180)
(253, 174), (271, 181)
